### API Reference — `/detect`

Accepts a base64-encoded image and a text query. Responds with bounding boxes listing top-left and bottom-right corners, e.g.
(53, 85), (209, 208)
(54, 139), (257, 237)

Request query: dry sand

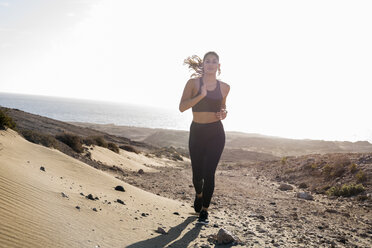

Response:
(86, 145), (178, 173)
(1, 128), (371, 248)
(0, 129), (196, 248)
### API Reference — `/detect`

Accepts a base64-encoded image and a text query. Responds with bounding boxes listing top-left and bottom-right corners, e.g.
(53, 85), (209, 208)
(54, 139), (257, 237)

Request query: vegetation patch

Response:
(56, 133), (84, 153)
(20, 130), (59, 148)
(322, 163), (346, 179)
(108, 142), (119, 153)
(92, 136), (108, 148)
(355, 171), (367, 183)
(0, 109), (16, 130)
(349, 163), (358, 173)
(326, 183), (365, 197)
(119, 145), (139, 154)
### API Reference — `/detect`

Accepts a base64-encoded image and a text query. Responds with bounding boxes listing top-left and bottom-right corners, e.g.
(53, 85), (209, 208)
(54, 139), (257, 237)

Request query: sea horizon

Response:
(1, 91), (371, 143)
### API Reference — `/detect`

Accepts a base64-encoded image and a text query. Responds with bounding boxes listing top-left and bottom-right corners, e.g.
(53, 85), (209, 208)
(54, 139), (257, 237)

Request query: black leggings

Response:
(188, 120), (225, 208)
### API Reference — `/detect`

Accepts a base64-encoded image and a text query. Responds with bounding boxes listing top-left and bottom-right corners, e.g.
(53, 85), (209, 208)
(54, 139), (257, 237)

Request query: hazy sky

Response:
(1, 0), (372, 142)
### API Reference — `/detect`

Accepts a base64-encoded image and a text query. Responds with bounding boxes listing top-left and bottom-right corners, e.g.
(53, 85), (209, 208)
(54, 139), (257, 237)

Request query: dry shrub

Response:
(92, 136), (108, 148)
(119, 145), (139, 154)
(108, 142), (119, 153)
(349, 163), (358, 173)
(21, 130), (58, 148)
(56, 133), (84, 153)
(355, 171), (367, 183)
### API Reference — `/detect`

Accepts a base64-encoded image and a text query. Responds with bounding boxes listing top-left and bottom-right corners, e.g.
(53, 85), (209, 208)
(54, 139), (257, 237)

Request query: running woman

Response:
(179, 51), (230, 224)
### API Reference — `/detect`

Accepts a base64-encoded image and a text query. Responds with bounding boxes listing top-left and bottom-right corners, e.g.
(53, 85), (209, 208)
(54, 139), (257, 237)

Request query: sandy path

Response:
(0, 129), (194, 248)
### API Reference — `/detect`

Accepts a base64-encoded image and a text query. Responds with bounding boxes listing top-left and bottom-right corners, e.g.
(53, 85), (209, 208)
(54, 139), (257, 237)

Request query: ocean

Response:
(0, 92), (193, 131)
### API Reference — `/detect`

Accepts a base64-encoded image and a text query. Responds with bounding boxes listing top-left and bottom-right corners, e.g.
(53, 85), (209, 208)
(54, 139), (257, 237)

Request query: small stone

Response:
(86, 194), (95, 200)
(75, 206), (80, 210)
(115, 185), (125, 192)
(217, 228), (236, 245)
(138, 169), (144, 174)
(40, 166), (45, 171)
(325, 208), (338, 214)
(61, 192), (68, 198)
(155, 227), (167, 234)
(299, 182), (308, 188)
(92, 208), (97, 212)
(173, 212), (180, 215)
(116, 199), (125, 205)
(296, 192), (314, 200)
(278, 183), (293, 191)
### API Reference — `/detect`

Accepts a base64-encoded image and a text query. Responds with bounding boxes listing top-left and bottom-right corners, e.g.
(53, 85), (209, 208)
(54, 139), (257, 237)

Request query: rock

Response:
(86, 194), (96, 200)
(155, 227), (167, 234)
(116, 199), (125, 205)
(115, 185), (125, 192)
(278, 183), (293, 191)
(92, 208), (97, 212)
(217, 228), (236, 245)
(325, 208), (338, 214)
(296, 192), (314, 200)
(40, 166), (45, 171)
(138, 169), (144, 174)
(173, 212), (180, 215)
(75, 206), (80, 210)
(299, 182), (308, 188)
(256, 226), (267, 233)
(248, 213), (265, 221)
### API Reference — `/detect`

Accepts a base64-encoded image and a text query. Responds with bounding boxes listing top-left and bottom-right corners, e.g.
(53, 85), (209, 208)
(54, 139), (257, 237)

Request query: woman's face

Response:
(203, 54), (220, 75)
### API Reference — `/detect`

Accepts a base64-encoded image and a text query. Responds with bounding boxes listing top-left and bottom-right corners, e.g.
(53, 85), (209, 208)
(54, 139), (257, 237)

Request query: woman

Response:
(179, 51), (230, 224)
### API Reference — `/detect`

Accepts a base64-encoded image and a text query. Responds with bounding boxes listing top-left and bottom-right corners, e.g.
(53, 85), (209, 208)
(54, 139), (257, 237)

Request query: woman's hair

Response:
(183, 51), (221, 78)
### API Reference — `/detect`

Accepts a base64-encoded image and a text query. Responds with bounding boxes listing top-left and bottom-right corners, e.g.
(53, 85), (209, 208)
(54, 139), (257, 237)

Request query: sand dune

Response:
(87, 145), (180, 173)
(0, 129), (194, 248)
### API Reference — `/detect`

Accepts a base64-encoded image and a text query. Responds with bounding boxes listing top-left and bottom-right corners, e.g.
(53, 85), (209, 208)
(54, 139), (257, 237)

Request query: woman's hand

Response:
(216, 109), (228, 120)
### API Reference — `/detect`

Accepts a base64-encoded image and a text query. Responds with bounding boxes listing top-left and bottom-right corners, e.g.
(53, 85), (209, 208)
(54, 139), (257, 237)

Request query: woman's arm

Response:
(179, 79), (206, 112)
(216, 83), (230, 120)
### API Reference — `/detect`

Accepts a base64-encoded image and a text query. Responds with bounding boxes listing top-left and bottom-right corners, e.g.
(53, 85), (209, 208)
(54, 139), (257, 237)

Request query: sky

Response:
(0, 0), (372, 142)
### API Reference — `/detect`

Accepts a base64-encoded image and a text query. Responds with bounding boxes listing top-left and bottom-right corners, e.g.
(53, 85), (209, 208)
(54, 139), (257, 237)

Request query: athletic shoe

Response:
(197, 209), (209, 225)
(193, 194), (203, 213)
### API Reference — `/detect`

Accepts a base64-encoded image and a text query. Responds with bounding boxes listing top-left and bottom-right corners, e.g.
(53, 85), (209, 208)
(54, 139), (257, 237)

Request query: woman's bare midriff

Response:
(192, 111), (220, 124)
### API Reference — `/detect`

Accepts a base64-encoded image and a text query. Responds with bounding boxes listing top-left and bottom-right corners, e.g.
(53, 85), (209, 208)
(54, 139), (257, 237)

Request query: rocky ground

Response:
(108, 156), (372, 248)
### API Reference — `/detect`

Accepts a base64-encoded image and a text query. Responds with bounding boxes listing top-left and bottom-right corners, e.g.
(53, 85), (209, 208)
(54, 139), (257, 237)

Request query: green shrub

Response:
(281, 157), (287, 165)
(311, 163), (318, 170)
(0, 109), (16, 130)
(355, 171), (367, 183)
(21, 130), (59, 148)
(326, 183), (365, 197)
(107, 142), (119, 153)
(56, 133), (84, 153)
(119, 145), (139, 154)
(349, 163), (358, 173)
(322, 164), (332, 177)
(322, 164), (345, 179)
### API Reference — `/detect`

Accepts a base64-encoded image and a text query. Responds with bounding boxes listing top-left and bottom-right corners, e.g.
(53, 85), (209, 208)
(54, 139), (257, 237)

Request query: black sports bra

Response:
(192, 77), (223, 112)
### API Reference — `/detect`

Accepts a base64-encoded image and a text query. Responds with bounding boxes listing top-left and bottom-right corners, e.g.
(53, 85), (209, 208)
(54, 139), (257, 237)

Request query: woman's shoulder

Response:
(219, 80), (230, 92)
(187, 77), (201, 87)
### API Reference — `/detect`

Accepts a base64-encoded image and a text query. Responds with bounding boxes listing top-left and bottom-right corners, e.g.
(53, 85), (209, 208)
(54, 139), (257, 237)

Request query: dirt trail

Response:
(117, 162), (372, 247)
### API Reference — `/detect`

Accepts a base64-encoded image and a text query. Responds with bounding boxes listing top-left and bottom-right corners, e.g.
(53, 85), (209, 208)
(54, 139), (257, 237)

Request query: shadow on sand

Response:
(126, 215), (202, 248)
